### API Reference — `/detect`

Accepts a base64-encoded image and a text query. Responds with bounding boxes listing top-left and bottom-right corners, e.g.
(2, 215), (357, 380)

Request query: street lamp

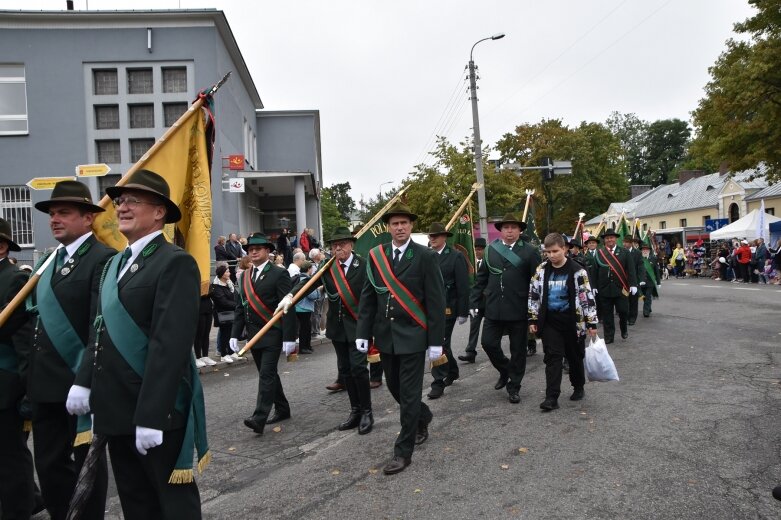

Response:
(378, 180), (394, 199)
(469, 33), (505, 238)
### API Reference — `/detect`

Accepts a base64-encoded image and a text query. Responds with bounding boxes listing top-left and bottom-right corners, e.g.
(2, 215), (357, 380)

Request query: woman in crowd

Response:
(670, 243), (686, 278)
(211, 264), (238, 363)
(293, 261), (321, 354)
(236, 255), (252, 278)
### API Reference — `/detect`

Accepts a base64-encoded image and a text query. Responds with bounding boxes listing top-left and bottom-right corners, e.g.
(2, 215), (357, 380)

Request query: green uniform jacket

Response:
(625, 247), (645, 288)
(75, 235), (200, 435)
(590, 245), (638, 297)
(28, 235), (114, 403)
(0, 259), (31, 410)
(230, 263), (297, 347)
(436, 245), (470, 320)
(469, 240), (541, 322)
(357, 241), (446, 354)
(292, 255), (366, 344)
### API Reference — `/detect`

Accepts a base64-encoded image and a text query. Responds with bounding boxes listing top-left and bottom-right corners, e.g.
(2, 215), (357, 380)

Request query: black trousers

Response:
(333, 340), (371, 412)
(641, 285), (654, 316)
(370, 361), (383, 382)
(541, 315), (585, 399)
(627, 292), (639, 323)
(0, 406), (34, 520)
(296, 311), (312, 351)
(250, 345), (289, 425)
(465, 309), (483, 355)
(431, 318), (459, 388)
(31, 402), (107, 520)
(107, 428), (201, 520)
(597, 294), (628, 341)
(193, 313), (212, 358)
(481, 318), (528, 393)
(381, 351), (432, 459)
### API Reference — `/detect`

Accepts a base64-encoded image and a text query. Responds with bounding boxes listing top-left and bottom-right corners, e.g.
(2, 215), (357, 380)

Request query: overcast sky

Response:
(9, 1), (756, 203)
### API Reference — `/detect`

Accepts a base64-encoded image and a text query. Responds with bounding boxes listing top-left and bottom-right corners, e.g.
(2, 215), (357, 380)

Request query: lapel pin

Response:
(61, 267), (71, 276)
(130, 264), (139, 273)
(68, 258), (74, 264)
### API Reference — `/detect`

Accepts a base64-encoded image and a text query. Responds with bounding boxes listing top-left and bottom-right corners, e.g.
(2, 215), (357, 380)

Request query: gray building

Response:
(0, 8), (322, 263)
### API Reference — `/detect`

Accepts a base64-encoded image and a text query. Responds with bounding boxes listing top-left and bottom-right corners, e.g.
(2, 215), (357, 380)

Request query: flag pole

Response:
(238, 184), (410, 357)
(573, 212), (585, 240)
(521, 189), (535, 222)
(445, 183), (480, 231)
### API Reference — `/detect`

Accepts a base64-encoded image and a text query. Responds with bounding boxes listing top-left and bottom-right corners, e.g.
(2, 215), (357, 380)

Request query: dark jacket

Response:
(214, 243), (234, 263)
(591, 245), (638, 297)
(435, 245), (470, 320)
(0, 258), (32, 410)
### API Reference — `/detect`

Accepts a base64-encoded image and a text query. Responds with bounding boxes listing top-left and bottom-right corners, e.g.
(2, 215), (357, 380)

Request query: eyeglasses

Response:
(111, 196), (160, 209)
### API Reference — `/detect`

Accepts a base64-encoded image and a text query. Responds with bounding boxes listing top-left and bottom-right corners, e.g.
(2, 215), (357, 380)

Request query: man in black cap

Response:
(356, 202), (445, 475)
(470, 213), (541, 404)
(590, 228), (637, 344)
(70, 169), (207, 518)
(279, 226), (374, 434)
(426, 222), (469, 399)
(459, 237), (486, 363)
(28, 180), (112, 520)
(0, 217), (36, 519)
(231, 232), (297, 436)
(622, 235), (644, 326)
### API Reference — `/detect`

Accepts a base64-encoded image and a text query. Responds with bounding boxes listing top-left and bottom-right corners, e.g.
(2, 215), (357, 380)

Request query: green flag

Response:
(524, 198), (540, 246)
(447, 205), (476, 281)
(354, 220), (390, 258)
(617, 214), (630, 242)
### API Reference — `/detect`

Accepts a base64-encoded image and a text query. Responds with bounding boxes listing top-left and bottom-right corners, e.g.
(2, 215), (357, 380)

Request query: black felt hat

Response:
(493, 213), (527, 232)
(35, 180), (105, 214)
(326, 226), (356, 243)
(0, 218), (21, 252)
(105, 169), (181, 223)
(474, 237), (487, 248)
(426, 222), (452, 237)
(382, 202), (417, 223)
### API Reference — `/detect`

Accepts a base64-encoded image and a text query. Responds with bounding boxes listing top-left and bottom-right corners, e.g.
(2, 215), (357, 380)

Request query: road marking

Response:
(702, 285), (721, 288)
(733, 287), (761, 291)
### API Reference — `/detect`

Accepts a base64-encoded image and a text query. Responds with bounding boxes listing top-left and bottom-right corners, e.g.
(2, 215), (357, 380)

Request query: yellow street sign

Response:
(26, 177), (76, 190)
(76, 163), (111, 177)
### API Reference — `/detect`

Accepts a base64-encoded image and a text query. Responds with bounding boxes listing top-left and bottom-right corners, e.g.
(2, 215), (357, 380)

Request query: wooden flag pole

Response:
(573, 212), (585, 240)
(521, 189), (535, 222)
(445, 183), (481, 231)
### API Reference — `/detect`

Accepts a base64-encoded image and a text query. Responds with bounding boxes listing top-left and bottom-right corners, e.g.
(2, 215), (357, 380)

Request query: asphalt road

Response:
(40, 279), (781, 519)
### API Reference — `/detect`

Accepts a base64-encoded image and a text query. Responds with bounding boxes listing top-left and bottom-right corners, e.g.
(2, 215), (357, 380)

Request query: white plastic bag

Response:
(584, 335), (619, 382)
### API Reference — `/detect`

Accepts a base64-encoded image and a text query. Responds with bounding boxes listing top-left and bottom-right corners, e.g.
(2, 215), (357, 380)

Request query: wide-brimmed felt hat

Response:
(493, 213), (527, 231)
(35, 180), (105, 214)
(327, 226), (356, 243)
(0, 218), (21, 252)
(601, 227), (620, 238)
(585, 234), (600, 244)
(382, 202), (417, 223)
(245, 232), (274, 249)
(641, 243), (652, 249)
(426, 222), (452, 237)
(474, 237), (487, 248)
(105, 169), (181, 223)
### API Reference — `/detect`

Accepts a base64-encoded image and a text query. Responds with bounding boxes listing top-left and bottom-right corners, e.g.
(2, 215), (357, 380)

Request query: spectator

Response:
(758, 259), (774, 284)
(670, 243), (685, 278)
(194, 291), (216, 368)
(274, 253), (285, 267)
(299, 229), (310, 254)
(293, 261), (320, 354)
(210, 264), (238, 363)
(236, 255), (252, 279)
(308, 248), (326, 336)
(215, 235), (236, 266)
(277, 228), (293, 266)
(238, 235), (248, 249)
(307, 228), (321, 250)
(226, 233), (244, 281)
(288, 252), (306, 278)
(734, 239), (752, 283)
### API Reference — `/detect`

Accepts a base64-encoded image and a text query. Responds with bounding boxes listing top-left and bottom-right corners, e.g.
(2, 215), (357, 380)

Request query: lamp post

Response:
(469, 33), (505, 238)
(378, 180), (393, 200)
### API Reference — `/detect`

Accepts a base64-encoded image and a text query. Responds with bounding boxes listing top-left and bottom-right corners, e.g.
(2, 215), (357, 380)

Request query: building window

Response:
(702, 215), (711, 225)
(163, 102), (188, 126)
(98, 174), (121, 196)
(93, 69), (118, 95)
(642, 223), (648, 232)
(130, 138), (154, 162)
(128, 104), (154, 128)
(0, 64), (28, 135)
(0, 186), (33, 247)
(96, 139), (121, 163)
(767, 208), (775, 216)
(680, 218), (687, 227)
(127, 68), (153, 94)
(162, 67), (187, 93)
(660, 221), (666, 229)
(94, 105), (119, 130)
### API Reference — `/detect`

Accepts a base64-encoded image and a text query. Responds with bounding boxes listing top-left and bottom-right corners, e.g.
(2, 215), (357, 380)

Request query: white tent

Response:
(709, 209), (781, 241)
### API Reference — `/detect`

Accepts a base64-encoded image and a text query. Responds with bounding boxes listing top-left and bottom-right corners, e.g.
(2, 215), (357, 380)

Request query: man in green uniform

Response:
(639, 243), (661, 318)
(29, 181), (112, 520)
(470, 213), (541, 404)
(356, 203), (445, 475)
(230, 233), (297, 435)
(0, 218), (35, 519)
(590, 228), (637, 344)
(622, 235), (644, 325)
(426, 222), (469, 400)
(70, 170), (207, 519)
(279, 226), (374, 434)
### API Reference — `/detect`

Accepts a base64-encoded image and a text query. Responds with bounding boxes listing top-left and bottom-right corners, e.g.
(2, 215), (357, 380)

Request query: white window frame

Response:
(0, 186), (33, 247)
(0, 64), (29, 136)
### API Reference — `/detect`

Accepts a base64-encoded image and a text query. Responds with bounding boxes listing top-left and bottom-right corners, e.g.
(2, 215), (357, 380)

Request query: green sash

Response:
(487, 239), (523, 271)
(0, 342), (16, 372)
(328, 261), (359, 320)
(642, 258), (658, 286)
(99, 252), (210, 483)
(367, 245), (427, 330)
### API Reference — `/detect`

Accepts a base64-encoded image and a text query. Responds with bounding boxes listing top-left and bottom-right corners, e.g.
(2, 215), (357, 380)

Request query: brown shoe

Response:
(326, 381), (345, 392)
(382, 455), (411, 475)
(369, 380), (382, 389)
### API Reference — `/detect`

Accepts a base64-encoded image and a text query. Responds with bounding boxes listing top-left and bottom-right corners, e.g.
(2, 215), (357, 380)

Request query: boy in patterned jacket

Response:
(528, 233), (598, 411)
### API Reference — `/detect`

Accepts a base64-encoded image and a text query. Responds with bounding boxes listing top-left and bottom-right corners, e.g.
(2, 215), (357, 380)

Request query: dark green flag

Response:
(617, 214), (630, 242)
(524, 198), (540, 246)
(447, 206), (476, 281)
(354, 220), (390, 258)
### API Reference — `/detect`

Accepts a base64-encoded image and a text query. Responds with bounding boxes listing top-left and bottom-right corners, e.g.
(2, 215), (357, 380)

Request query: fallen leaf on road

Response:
(331, 470), (340, 475)
(368, 468), (378, 475)
(224, 374), (230, 377)
(579, 412), (587, 415)
(518, 448), (529, 454)
(414, 489), (422, 493)
(500, 464), (510, 470)
(272, 426), (282, 433)
(228, 447), (236, 451)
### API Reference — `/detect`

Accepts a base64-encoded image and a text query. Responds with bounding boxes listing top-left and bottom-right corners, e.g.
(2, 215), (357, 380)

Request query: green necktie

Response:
(118, 247), (132, 273)
(55, 248), (67, 270)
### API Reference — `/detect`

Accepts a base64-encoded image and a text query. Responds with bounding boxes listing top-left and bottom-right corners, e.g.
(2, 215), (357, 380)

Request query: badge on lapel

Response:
(61, 267), (71, 276)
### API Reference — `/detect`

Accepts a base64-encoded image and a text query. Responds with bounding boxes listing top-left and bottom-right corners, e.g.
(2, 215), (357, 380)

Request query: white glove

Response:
(66, 385), (91, 416)
(457, 316), (468, 325)
(630, 286), (637, 295)
(282, 342), (297, 356)
(427, 346), (443, 361)
(355, 339), (369, 353)
(639, 281), (646, 287)
(135, 426), (163, 455)
(592, 288), (598, 295)
(229, 338), (239, 353)
(469, 309), (479, 318)
(276, 294), (295, 314)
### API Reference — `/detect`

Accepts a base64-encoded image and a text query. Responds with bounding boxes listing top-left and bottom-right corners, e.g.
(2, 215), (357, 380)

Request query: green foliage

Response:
(322, 182), (356, 221)
(320, 186), (348, 241)
(606, 112), (648, 184)
(691, 0), (781, 182)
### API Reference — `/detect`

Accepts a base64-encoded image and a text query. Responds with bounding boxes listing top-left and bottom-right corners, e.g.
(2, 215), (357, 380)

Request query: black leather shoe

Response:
(570, 387), (584, 401)
(338, 408), (361, 431)
(458, 354), (476, 363)
(382, 455), (411, 475)
(643, 312), (650, 318)
(539, 398), (559, 411)
(443, 376), (458, 387)
(243, 417), (264, 434)
(427, 386), (444, 399)
(508, 392), (521, 404)
(494, 374), (508, 390)
(414, 416), (431, 445)
(358, 411), (374, 435)
(605, 338), (614, 344)
(299, 348), (314, 354)
(527, 345), (537, 356)
(628, 320), (636, 326)
(621, 331), (628, 339)
(266, 411), (291, 425)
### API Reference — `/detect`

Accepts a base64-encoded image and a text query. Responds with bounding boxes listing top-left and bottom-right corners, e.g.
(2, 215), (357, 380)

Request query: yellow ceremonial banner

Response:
(92, 106), (213, 294)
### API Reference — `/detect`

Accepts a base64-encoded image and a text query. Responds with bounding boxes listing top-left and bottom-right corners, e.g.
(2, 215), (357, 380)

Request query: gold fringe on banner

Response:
(73, 430), (93, 447)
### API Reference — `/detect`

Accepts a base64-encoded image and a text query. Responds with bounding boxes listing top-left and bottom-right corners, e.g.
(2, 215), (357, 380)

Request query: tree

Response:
(321, 182), (356, 221)
(691, 0), (781, 183)
(320, 186), (348, 241)
(644, 118), (691, 185)
(606, 112), (648, 184)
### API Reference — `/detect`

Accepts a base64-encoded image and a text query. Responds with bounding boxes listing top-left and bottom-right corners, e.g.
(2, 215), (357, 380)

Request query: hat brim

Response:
(35, 198), (106, 214)
(326, 235), (357, 244)
(428, 232), (453, 238)
(106, 185), (181, 223)
(246, 241), (274, 250)
(382, 211), (417, 223)
(0, 233), (22, 252)
(601, 231), (619, 238)
(494, 220), (527, 231)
